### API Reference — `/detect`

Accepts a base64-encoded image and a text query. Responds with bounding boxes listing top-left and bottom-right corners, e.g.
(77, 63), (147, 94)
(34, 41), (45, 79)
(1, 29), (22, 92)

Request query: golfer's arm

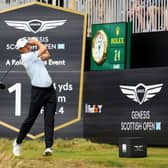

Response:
(39, 50), (51, 61)
(36, 41), (51, 61)
(28, 39), (51, 60)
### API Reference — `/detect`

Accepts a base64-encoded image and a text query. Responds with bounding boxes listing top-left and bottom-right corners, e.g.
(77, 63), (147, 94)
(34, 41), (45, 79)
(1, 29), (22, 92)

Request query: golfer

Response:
(13, 37), (57, 156)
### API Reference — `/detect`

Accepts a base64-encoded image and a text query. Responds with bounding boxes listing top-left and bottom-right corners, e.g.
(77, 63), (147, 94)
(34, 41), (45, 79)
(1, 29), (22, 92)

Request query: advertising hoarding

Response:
(84, 68), (168, 145)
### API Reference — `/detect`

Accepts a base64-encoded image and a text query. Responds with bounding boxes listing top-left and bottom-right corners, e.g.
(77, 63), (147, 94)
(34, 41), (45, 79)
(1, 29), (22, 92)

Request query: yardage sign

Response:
(0, 2), (87, 139)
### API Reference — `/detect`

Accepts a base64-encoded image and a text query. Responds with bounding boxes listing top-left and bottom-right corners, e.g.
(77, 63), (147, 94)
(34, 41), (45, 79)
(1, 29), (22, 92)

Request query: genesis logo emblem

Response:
(120, 83), (163, 105)
(5, 19), (67, 33)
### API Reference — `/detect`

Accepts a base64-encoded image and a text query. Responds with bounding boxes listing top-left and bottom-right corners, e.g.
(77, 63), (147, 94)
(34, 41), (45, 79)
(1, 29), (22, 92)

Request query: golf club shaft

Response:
(0, 57), (20, 82)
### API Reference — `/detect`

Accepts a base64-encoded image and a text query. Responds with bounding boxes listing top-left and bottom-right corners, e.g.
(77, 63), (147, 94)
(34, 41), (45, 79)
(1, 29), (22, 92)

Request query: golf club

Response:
(0, 57), (20, 90)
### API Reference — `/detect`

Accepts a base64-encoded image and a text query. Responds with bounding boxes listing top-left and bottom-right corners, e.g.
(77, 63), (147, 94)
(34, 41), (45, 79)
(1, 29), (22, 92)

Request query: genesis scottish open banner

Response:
(84, 68), (168, 145)
(0, 2), (87, 139)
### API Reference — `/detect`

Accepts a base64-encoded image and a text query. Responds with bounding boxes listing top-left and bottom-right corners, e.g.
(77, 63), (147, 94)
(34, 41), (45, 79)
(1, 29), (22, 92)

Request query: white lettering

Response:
(48, 59), (66, 66)
(58, 82), (73, 93)
(131, 110), (151, 120)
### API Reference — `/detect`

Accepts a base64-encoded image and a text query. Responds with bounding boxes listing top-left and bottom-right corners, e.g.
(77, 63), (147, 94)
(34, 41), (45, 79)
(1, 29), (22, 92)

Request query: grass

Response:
(0, 138), (168, 168)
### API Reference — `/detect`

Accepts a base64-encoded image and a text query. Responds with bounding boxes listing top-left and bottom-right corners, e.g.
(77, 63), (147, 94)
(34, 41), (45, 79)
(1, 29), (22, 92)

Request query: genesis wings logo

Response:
(120, 83), (163, 105)
(5, 19), (67, 33)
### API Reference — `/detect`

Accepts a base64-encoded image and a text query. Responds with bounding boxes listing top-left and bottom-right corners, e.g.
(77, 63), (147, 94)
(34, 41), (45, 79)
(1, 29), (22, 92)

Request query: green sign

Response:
(91, 22), (131, 70)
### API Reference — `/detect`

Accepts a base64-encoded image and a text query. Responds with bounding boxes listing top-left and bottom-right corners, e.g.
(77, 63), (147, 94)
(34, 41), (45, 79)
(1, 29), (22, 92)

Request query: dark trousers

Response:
(16, 84), (57, 148)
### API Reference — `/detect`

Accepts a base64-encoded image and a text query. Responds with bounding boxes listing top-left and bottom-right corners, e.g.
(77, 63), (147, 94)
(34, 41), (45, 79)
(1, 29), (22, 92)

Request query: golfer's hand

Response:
(28, 39), (38, 45)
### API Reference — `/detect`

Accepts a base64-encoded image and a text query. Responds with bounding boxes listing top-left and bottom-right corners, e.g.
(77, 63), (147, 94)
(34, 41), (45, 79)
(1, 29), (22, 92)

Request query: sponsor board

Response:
(84, 69), (168, 145)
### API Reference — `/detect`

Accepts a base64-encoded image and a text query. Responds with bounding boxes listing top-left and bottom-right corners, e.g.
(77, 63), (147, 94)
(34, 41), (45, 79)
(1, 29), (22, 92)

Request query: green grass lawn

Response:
(0, 138), (168, 168)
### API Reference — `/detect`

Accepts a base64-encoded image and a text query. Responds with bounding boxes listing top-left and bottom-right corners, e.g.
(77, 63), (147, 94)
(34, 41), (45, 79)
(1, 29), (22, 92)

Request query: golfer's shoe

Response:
(13, 139), (21, 156)
(43, 147), (53, 156)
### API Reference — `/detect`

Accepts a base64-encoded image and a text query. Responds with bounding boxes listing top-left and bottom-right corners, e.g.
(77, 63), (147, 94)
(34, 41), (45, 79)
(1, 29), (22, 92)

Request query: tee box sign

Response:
(0, 2), (87, 139)
(91, 22), (131, 70)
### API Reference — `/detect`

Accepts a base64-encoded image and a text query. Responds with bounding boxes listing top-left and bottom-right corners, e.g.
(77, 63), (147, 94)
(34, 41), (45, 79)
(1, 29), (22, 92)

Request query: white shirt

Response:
(21, 51), (52, 87)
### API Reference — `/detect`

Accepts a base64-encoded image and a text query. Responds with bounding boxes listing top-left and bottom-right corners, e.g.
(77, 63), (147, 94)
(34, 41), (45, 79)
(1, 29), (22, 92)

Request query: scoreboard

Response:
(91, 22), (131, 70)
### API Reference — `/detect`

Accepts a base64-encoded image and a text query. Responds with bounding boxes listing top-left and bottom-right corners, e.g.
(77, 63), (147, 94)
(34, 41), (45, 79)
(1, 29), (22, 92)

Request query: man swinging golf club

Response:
(13, 37), (57, 156)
